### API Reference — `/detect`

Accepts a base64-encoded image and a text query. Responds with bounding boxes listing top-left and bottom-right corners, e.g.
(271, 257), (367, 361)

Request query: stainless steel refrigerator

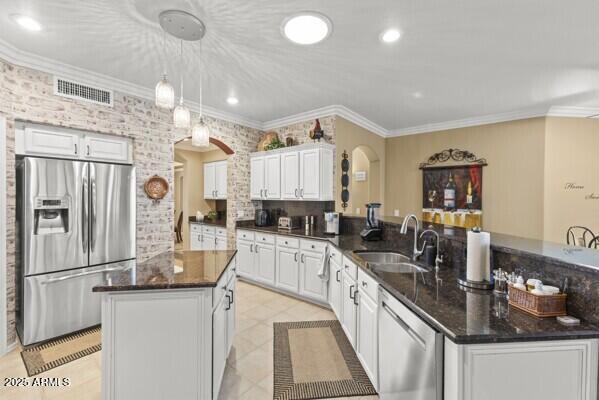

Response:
(16, 157), (135, 345)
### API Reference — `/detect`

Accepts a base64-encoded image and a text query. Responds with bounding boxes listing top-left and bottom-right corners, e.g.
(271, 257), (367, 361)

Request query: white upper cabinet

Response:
(251, 143), (334, 201)
(204, 160), (227, 200)
(16, 123), (132, 164)
(83, 133), (130, 163)
(250, 157), (265, 199)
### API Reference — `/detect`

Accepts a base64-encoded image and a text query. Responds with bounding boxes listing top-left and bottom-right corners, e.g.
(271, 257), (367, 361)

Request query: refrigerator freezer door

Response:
(21, 260), (134, 345)
(89, 162), (135, 266)
(21, 158), (88, 276)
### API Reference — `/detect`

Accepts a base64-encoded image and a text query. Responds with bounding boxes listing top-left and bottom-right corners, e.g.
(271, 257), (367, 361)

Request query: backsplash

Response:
(258, 200), (335, 229)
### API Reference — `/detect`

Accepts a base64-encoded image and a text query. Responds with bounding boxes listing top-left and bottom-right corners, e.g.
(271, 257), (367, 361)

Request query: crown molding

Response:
(0, 38), (263, 130)
(546, 105), (599, 118)
(262, 104), (390, 137)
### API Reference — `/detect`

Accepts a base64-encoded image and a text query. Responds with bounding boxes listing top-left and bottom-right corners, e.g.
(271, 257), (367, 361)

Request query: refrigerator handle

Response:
(82, 163), (89, 253)
(90, 163), (97, 252)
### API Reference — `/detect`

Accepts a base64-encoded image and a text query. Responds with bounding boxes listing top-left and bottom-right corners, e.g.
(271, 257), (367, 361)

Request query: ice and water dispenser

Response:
(33, 197), (70, 235)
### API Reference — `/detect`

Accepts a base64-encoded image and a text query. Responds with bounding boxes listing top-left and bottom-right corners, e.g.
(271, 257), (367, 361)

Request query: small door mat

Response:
(21, 326), (101, 376)
(273, 320), (377, 400)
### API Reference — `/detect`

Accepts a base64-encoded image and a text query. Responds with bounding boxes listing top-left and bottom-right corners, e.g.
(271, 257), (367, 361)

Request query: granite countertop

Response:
(237, 224), (599, 344)
(189, 217), (227, 227)
(92, 250), (236, 292)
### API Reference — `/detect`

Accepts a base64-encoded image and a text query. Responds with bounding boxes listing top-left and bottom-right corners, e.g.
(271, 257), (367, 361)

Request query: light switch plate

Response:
(394, 209), (400, 216)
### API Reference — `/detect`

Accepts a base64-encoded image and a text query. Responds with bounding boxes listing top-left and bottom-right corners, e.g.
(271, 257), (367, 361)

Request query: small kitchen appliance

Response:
(278, 216), (301, 230)
(360, 203), (383, 241)
(324, 212), (341, 235)
(254, 209), (271, 227)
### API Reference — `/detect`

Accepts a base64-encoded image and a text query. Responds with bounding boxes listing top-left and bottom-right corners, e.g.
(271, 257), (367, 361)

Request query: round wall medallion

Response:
(144, 175), (169, 200)
(159, 10), (206, 41)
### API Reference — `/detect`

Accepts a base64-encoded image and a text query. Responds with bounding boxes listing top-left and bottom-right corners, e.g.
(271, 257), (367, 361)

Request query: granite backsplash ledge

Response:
(340, 215), (599, 325)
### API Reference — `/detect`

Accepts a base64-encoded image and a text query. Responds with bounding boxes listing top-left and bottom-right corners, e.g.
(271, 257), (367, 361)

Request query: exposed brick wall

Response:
(0, 58), (262, 345)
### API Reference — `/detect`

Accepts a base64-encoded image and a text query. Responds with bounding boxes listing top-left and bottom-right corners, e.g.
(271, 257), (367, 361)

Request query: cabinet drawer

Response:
(357, 269), (378, 301)
(190, 224), (202, 233)
(256, 233), (275, 245)
(342, 256), (358, 281)
(300, 239), (327, 253)
(216, 227), (227, 237)
(276, 235), (299, 249)
(329, 246), (342, 265)
(203, 225), (216, 235)
(237, 230), (255, 241)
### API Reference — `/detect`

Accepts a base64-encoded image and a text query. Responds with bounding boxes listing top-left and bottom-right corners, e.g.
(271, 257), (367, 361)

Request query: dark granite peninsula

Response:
(96, 250), (237, 400)
(93, 250), (236, 292)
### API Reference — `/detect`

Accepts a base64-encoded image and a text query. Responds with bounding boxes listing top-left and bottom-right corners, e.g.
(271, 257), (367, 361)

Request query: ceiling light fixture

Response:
(282, 12), (332, 45)
(226, 97), (239, 105)
(380, 29), (401, 43)
(173, 40), (191, 129)
(412, 91), (423, 99)
(11, 14), (42, 32)
(155, 31), (175, 109)
(192, 41), (210, 147)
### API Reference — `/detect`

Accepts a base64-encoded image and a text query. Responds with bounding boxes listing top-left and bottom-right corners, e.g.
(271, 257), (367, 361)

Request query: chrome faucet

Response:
(420, 229), (443, 271)
(400, 214), (423, 261)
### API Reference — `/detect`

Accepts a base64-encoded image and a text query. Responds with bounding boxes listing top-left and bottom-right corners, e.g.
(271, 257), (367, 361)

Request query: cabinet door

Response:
(256, 243), (276, 285)
(328, 259), (343, 320)
(299, 149), (320, 200)
(280, 152), (300, 200)
(341, 272), (357, 348)
(250, 157), (265, 199)
(236, 240), (255, 277)
(84, 134), (130, 163)
(215, 236), (228, 251)
(299, 250), (327, 302)
(203, 234), (216, 251)
(276, 246), (300, 292)
(215, 161), (227, 199)
(190, 231), (203, 251)
(204, 163), (216, 199)
(264, 154), (281, 199)
(24, 126), (80, 158)
(226, 278), (236, 356)
(357, 292), (378, 388)
(212, 294), (228, 400)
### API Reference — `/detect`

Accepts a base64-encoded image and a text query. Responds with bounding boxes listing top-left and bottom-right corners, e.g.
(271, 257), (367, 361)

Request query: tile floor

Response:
(0, 280), (378, 400)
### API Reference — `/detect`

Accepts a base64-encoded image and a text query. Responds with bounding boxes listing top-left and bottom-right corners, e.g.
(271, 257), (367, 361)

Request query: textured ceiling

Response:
(1, 0), (599, 131)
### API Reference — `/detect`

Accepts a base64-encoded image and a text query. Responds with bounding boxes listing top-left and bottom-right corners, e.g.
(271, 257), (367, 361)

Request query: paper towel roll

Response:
(466, 230), (491, 282)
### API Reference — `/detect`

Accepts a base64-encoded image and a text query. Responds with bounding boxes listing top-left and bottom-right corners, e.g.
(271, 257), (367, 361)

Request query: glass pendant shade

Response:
(155, 75), (175, 109)
(173, 99), (191, 129)
(192, 119), (210, 147)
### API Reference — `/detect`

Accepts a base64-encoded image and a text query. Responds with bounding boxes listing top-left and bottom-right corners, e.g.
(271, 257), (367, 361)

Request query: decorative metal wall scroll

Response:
(419, 148), (487, 169)
(341, 151), (350, 210)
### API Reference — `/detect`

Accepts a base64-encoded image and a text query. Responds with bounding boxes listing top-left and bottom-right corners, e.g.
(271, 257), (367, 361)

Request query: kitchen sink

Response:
(353, 251), (411, 264)
(353, 251), (429, 274)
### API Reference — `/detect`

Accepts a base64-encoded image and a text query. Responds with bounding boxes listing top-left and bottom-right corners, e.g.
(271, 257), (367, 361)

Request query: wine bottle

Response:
(466, 180), (473, 209)
(444, 172), (456, 211)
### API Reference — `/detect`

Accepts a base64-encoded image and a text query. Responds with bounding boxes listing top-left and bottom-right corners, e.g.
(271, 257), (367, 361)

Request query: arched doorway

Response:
(350, 145), (382, 216)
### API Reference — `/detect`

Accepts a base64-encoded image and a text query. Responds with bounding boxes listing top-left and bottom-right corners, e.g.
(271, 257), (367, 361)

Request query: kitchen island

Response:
(93, 250), (237, 400)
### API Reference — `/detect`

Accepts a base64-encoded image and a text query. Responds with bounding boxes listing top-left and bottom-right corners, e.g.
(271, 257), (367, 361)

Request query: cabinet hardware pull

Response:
(300, 188), (304, 197)
(336, 270), (340, 282)
(349, 284), (355, 299)
(353, 289), (359, 305)
(255, 245), (259, 253)
(301, 254), (305, 263)
(362, 281), (368, 287)
(74, 143), (78, 154)
(294, 188), (298, 198)
(264, 188), (268, 197)
(294, 252), (298, 262)
(225, 294), (231, 310)
(87, 145), (90, 156)
(250, 244), (253, 252)
(228, 289), (234, 305)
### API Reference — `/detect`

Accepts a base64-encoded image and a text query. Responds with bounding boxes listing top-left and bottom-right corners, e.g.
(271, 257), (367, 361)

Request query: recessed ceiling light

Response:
(10, 14), (42, 32)
(380, 29), (401, 43)
(226, 96), (239, 105)
(412, 91), (423, 99)
(282, 12), (332, 45)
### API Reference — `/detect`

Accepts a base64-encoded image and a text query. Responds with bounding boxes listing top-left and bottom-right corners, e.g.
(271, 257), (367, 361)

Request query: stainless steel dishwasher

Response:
(378, 288), (443, 400)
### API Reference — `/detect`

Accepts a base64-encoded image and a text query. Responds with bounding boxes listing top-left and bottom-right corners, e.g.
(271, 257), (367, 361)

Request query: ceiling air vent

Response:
(53, 77), (113, 107)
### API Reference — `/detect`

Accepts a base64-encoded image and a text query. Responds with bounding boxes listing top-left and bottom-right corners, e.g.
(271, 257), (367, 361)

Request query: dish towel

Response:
(317, 245), (330, 282)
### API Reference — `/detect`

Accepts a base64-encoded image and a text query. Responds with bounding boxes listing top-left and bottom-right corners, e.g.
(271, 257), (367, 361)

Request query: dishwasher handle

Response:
(382, 301), (427, 350)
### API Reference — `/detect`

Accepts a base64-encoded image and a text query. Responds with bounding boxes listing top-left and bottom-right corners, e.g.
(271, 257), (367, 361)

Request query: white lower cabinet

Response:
(341, 268), (358, 348)
(299, 248), (328, 303)
(328, 257), (342, 319)
(256, 242), (276, 285)
(212, 290), (228, 399)
(444, 338), (598, 400)
(236, 238), (255, 277)
(190, 223), (227, 251)
(276, 245), (300, 292)
(356, 288), (378, 389)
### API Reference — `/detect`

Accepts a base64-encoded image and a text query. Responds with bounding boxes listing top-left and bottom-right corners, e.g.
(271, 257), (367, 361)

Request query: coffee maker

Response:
(360, 203), (383, 241)
(324, 212), (341, 235)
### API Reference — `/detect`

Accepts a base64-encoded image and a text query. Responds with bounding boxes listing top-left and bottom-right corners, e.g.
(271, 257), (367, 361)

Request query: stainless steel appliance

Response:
(254, 209), (271, 227)
(17, 157), (135, 345)
(360, 203), (383, 241)
(278, 216), (301, 230)
(378, 288), (443, 399)
(324, 212), (340, 235)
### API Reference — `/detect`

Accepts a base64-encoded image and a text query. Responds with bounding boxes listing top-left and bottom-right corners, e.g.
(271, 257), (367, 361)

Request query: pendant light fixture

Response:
(173, 40), (191, 129)
(192, 41), (210, 147)
(154, 31), (175, 109)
